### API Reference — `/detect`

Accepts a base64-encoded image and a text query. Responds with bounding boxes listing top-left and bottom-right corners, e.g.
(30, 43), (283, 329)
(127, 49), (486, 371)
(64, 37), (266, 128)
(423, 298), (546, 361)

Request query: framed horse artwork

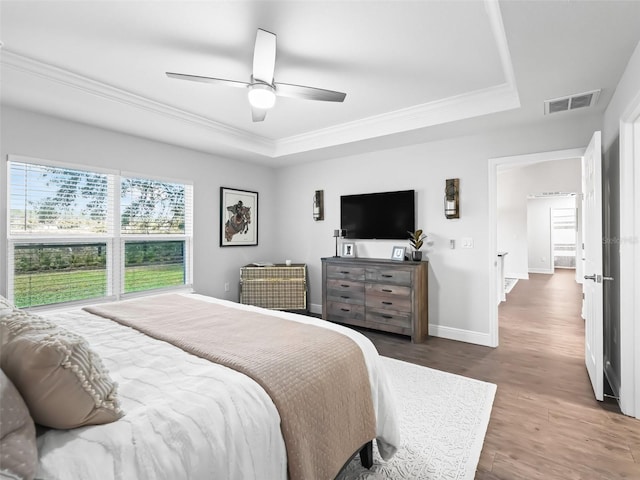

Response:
(220, 187), (258, 246)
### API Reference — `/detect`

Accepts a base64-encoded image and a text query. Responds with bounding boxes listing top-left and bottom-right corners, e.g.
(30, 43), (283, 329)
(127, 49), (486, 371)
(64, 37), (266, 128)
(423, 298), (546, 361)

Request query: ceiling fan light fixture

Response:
(248, 83), (276, 110)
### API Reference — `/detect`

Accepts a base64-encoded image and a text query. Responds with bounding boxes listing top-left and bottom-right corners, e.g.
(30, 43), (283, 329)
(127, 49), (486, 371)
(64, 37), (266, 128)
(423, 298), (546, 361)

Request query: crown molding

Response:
(1, 0), (518, 161)
(275, 0), (520, 157)
(1, 49), (276, 157)
(275, 82), (520, 157)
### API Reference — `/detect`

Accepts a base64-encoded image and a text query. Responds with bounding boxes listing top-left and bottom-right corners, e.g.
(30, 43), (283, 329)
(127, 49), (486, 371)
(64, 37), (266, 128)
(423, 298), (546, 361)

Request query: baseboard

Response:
(309, 303), (322, 315)
(314, 303), (494, 347)
(528, 268), (553, 274)
(428, 324), (494, 347)
(505, 272), (529, 280)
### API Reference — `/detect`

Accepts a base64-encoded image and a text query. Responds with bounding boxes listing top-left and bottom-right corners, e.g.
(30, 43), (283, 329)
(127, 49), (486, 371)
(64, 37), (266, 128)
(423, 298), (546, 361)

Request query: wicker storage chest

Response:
(239, 264), (307, 311)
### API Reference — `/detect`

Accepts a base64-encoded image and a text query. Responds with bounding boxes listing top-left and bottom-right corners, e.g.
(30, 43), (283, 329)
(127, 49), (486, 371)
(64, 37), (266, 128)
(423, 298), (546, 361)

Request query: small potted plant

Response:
(408, 229), (427, 261)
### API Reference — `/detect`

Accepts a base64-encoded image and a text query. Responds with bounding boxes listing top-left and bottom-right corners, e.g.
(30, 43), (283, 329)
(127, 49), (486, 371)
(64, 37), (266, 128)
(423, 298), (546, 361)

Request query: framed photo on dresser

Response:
(391, 246), (405, 261)
(341, 242), (356, 258)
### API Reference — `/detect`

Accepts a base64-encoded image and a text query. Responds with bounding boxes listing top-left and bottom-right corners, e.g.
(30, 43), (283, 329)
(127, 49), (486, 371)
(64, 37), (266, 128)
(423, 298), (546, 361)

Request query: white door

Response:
(582, 131), (603, 401)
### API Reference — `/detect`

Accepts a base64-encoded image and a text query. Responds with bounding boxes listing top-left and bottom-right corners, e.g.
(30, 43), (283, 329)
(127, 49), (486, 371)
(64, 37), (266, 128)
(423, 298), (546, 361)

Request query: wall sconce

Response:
(445, 178), (460, 219)
(333, 229), (346, 257)
(313, 190), (324, 221)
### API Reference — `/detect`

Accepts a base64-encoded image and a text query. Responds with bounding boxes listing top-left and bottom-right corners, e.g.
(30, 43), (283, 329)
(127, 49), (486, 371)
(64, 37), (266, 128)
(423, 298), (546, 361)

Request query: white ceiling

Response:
(1, 0), (640, 166)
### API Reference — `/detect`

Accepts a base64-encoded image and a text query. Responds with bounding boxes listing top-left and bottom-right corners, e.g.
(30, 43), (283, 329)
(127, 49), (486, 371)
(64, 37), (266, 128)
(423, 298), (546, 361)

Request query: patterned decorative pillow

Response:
(0, 368), (38, 480)
(0, 295), (14, 319)
(0, 295), (20, 350)
(0, 310), (123, 429)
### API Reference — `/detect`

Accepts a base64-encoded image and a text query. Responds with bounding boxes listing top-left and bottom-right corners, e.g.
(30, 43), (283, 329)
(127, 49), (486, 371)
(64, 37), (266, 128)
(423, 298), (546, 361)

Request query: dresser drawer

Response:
(322, 257), (428, 343)
(326, 301), (365, 321)
(365, 288), (411, 312)
(365, 283), (411, 297)
(326, 265), (365, 281)
(326, 279), (365, 304)
(365, 267), (412, 286)
(366, 308), (412, 330)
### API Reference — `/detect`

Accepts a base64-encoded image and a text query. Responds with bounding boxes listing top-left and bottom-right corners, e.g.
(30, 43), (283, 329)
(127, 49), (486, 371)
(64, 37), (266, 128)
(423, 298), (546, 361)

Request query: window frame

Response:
(6, 155), (193, 309)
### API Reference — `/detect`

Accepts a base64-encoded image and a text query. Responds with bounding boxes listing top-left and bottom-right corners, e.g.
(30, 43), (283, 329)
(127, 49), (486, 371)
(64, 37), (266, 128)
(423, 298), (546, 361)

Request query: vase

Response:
(412, 251), (422, 261)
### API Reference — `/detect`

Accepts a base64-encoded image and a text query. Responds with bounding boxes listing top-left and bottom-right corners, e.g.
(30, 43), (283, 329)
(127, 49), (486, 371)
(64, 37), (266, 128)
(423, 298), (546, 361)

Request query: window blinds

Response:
(9, 162), (112, 235)
(7, 159), (193, 308)
(120, 177), (186, 235)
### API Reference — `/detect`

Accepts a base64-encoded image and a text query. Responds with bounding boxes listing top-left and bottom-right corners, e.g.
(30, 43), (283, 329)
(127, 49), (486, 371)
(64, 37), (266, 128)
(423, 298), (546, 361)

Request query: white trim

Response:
(1, 0), (519, 160)
(428, 324), (493, 347)
(528, 268), (554, 274)
(8, 153), (118, 176)
(276, 82), (520, 157)
(488, 148), (586, 349)
(0, 50), (274, 157)
(618, 88), (640, 418)
(505, 272), (529, 280)
(309, 303), (323, 316)
(7, 154), (195, 187)
(5, 158), (193, 307)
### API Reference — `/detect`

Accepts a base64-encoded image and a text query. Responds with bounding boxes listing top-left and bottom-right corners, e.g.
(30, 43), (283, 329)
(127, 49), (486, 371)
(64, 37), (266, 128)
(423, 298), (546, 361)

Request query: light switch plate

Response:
(461, 237), (474, 248)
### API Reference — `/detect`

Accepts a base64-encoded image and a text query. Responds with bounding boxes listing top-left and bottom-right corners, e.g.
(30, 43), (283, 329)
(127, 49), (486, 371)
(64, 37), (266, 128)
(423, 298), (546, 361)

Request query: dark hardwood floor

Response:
(353, 269), (640, 479)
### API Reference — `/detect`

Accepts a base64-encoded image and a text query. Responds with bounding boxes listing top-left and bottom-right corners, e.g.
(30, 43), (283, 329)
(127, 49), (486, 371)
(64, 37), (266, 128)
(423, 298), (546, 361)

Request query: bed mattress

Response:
(36, 294), (400, 480)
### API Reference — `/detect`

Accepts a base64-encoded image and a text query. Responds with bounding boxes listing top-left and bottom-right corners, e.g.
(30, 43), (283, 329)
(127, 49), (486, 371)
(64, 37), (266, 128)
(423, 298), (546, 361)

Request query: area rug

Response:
(338, 357), (496, 480)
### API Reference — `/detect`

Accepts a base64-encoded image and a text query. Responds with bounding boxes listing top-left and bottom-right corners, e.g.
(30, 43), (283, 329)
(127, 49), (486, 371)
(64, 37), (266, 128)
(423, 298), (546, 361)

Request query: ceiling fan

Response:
(166, 29), (347, 122)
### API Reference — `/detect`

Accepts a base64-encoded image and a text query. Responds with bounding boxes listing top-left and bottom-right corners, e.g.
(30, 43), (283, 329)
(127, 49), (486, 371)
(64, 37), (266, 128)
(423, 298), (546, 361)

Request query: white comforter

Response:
(37, 294), (400, 480)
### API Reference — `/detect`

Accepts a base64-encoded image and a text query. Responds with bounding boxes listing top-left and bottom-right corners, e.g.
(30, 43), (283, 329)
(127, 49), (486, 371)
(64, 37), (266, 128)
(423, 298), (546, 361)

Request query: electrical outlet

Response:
(461, 237), (474, 249)
(224, 282), (230, 292)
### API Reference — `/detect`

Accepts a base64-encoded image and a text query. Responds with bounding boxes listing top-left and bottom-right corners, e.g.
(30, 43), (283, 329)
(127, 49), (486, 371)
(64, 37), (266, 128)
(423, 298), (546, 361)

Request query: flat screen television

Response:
(340, 189), (415, 239)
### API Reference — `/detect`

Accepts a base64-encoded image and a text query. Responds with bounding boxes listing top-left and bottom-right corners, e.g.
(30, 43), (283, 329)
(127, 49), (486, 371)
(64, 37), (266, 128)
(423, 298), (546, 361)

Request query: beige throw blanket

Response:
(84, 294), (376, 480)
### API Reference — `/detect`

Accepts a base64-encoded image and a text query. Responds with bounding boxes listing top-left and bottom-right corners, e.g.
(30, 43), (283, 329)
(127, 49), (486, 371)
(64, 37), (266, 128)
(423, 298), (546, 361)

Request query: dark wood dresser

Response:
(321, 257), (428, 343)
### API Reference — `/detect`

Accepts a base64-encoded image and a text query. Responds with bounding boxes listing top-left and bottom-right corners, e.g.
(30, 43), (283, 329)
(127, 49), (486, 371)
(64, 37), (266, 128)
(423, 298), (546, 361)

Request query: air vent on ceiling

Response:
(544, 89), (601, 115)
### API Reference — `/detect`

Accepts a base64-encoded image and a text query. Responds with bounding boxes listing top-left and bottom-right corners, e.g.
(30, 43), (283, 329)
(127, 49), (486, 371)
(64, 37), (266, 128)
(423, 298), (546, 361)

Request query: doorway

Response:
(551, 206), (577, 269)
(488, 148), (585, 347)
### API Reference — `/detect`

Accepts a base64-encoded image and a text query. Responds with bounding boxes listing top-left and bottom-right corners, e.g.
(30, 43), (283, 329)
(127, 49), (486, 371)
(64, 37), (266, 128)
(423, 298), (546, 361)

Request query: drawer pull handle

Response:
(382, 301), (393, 305)
(382, 274), (393, 278)
(340, 271), (350, 274)
(340, 308), (350, 312)
(382, 314), (393, 319)
(382, 289), (392, 292)
(340, 295), (350, 299)
(341, 284), (350, 288)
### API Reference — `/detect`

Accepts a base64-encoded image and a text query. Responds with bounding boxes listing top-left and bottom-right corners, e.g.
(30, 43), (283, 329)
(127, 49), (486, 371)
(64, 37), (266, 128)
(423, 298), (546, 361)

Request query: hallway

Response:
(360, 269), (640, 478)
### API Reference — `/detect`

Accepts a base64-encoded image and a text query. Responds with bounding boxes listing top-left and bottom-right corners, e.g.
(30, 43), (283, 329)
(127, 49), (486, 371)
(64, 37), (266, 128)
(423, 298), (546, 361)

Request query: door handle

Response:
(584, 274), (604, 283)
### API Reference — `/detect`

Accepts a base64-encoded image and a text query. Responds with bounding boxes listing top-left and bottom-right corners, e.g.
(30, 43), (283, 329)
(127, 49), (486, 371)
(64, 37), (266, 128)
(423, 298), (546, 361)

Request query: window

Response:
(124, 240), (186, 293)
(7, 157), (193, 308)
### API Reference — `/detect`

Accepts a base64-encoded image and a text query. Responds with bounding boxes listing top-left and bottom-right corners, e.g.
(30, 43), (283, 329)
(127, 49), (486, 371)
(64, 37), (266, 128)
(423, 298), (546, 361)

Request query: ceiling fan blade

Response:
(274, 82), (346, 102)
(166, 72), (249, 89)
(251, 106), (268, 122)
(252, 29), (276, 84)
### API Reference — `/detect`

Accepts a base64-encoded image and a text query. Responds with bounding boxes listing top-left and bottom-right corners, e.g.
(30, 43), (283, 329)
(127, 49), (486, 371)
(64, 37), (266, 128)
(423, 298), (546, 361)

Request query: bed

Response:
(0, 293), (400, 480)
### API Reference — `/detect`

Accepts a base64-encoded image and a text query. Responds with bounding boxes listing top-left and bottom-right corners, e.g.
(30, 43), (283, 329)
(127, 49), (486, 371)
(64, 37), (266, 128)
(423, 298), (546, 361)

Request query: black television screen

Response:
(340, 190), (415, 239)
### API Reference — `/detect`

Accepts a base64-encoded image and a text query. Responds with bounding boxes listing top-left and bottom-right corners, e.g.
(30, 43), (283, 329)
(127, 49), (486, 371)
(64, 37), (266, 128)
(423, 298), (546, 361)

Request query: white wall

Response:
(497, 158), (581, 278)
(0, 107), (603, 347)
(0, 106), (278, 301)
(602, 39), (640, 417)
(604, 40), (640, 149)
(526, 196), (575, 274)
(274, 115), (601, 345)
